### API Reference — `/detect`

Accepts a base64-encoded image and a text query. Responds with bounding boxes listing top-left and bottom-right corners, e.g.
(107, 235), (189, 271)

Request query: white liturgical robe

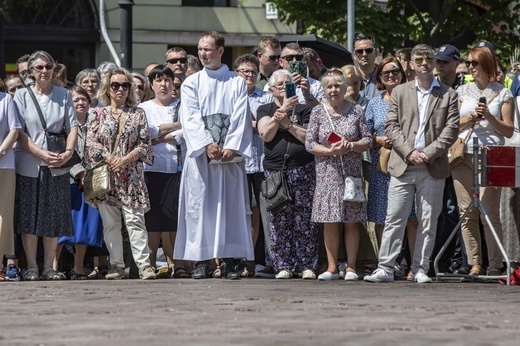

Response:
(173, 64), (254, 261)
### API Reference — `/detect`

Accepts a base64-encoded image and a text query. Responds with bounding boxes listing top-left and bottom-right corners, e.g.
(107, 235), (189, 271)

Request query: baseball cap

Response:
(435, 44), (460, 61)
(475, 41), (495, 52)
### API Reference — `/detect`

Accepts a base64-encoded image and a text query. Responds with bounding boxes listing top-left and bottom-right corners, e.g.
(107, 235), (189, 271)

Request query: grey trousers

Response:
(378, 166), (445, 274)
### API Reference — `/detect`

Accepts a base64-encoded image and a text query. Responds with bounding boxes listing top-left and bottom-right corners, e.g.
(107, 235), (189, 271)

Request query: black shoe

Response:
(454, 266), (470, 275)
(235, 259), (255, 277)
(221, 259), (240, 280)
(192, 261), (211, 279)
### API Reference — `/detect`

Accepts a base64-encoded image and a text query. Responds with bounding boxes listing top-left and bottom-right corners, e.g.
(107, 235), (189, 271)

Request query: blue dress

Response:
(365, 94), (416, 224)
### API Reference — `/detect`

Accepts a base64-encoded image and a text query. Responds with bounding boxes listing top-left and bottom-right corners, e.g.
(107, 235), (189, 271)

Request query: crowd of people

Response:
(0, 31), (520, 285)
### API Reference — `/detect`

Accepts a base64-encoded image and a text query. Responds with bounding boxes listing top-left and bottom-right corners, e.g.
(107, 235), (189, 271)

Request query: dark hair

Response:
(411, 44), (434, 59)
(200, 31), (225, 48)
(354, 33), (376, 48)
(233, 54), (259, 71)
(468, 46), (498, 82)
(147, 64), (175, 85)
(302, 47), (320, 63)
(53, 63), (67, 82)
(375, 57), (406, 90)
(70, 85), (91, 104)
(15, 54), (30, 73)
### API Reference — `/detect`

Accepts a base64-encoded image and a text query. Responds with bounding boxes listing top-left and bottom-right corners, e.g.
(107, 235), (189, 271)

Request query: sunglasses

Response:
(280, 54), (304, 61)
(380, 69), (401, 79)
(166, 58), (188, 64)
(110, 82), (132, 91)
(31, 64), (54, 72)
(8, 85), (24, 93)
(20, 70), (29, 77)
(263, 54), (281, 62)
(173, 83), (182, 90)
(465, 60), (479, 68)
(354, 48), (375, 55)
(414, 56), (434, 64)
(136, 84), (144, 91)
(236, 69), (258, 76)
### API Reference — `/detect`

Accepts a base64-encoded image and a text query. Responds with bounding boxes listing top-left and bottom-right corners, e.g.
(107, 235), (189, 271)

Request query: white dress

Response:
(173, 64), (254, 261)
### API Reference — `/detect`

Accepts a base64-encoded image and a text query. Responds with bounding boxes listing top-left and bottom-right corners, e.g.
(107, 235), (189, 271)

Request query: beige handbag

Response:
(84, 111), (128, 201)
(376, 146), (391, 174)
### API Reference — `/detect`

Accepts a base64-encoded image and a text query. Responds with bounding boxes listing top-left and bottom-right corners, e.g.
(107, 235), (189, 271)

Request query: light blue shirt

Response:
(245, 87), (273, 173)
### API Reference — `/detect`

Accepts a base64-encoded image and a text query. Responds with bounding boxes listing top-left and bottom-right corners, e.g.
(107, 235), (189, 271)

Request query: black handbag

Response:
(26, 86), (81, 168)
(261, 142), (292, 212)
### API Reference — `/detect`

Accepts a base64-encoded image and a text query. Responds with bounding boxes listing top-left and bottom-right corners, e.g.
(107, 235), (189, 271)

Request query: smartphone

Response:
(285, 82), (296, 98)
(477, 96), (486, 118)
(328, 132), (342, 143)
(289, 61), (308, 78)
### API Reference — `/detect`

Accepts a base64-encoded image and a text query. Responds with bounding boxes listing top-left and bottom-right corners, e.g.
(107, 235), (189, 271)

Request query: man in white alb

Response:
(173, 31), (254, 280)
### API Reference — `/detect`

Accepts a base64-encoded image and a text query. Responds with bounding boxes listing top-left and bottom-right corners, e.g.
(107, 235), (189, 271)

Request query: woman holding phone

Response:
(305, 69), (372, 281)
(257, 69), (317, 280)
(451, 46), (514, 277)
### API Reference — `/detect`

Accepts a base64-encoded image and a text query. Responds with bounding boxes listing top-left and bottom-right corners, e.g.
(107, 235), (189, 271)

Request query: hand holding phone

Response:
(328, 132), (342, 144)
(285, 82), (297, 98)
(477, 96), (487, 118)
(289, 61), (308, 78)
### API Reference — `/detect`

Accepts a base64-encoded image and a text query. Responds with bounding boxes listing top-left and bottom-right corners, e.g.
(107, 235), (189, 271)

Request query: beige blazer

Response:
(384, 80), (459, 179)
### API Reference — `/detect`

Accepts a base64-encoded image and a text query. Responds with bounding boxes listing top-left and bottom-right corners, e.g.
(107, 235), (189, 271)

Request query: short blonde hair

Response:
(320, 68), (348, 90)
(98, 67), (137, 107)
(341, 65), (365, 91)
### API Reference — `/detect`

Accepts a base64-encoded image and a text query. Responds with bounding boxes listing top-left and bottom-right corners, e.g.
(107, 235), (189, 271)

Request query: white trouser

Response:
(98, 204), (151, 269)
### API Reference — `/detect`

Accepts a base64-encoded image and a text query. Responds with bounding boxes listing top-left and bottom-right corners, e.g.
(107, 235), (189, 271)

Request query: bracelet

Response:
(349, 142), (354, 151)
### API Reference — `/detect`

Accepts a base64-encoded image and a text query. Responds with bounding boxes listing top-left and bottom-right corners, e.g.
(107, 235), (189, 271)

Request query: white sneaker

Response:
(302, 269), (316, 280)
(275, 270), (293, 279)
(414, 271), (432, 283)
(363, 268), (394, 283)
(318, 271), (339, 281)
(344, 271), (359, 281)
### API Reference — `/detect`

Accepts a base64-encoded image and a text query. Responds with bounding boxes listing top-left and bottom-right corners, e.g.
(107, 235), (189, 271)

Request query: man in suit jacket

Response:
(364, 44), (459, 283)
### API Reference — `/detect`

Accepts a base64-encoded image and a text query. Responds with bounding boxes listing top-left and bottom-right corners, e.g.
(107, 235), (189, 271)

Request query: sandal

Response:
(70, 269), (89, 280)
(88, 265), (109, 280)
(212, 265), (221, 279)
(22, 268), (40, 281)
(173, 267), (191, 279)
(42, 268), (64, 281)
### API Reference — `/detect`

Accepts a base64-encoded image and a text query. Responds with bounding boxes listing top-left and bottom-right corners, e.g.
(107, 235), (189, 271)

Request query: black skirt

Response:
(144, 171), (180, 232)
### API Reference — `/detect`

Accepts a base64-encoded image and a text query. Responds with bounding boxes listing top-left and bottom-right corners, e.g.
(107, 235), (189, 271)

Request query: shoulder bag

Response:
(322, 103), (366, 202)
(83, 110), (128, 201)
(448, 88), (503, 168)
(377, 146), (391, 174)
(261, 141), (293, 213)
(26, 86), (81, 168)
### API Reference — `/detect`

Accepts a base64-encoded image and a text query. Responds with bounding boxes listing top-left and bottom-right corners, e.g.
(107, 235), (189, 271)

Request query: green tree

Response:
(268, 0), (520, 65)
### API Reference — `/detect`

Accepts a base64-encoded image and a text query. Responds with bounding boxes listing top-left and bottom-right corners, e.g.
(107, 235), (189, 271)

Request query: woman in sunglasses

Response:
(138, 65), (187, 279)
(365, 57), (418, 280)
(85, 68), (156, 280)
(451, 46), (514, 278)
(13, 50), (78, 280)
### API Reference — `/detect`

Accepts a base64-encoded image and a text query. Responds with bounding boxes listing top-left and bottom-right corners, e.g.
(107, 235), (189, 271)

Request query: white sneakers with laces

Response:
(363, 268), (394, 283)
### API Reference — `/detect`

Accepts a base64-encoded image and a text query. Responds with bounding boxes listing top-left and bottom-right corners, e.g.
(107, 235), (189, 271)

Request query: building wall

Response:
(97, 0), (296, 73)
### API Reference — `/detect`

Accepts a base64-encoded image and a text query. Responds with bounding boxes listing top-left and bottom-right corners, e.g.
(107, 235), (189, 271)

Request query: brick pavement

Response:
(2, 279), (518, 346)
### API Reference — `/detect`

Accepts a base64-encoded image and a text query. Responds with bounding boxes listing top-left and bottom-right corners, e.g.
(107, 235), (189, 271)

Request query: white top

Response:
(0, 93), (21, 169)
(139, 99), (185, 173)
(458, 81), (513, 154)
(245, 87), (273, 173)
(414, 78), (440, 151)
(13, 85), (77, 177)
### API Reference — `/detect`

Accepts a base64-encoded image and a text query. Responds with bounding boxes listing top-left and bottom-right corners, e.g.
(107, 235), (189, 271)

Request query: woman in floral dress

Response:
(85, 68), (156, 280)
(305, 69), (372, 281)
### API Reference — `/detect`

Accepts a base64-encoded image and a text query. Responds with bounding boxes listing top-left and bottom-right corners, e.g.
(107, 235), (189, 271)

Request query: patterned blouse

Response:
(85, 106), (153, 211)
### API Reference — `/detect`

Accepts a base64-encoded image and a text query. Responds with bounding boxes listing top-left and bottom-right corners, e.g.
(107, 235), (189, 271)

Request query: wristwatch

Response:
(0, 148), (6, 156)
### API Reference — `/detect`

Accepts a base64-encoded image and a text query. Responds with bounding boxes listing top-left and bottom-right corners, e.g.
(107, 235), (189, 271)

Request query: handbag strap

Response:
(111, 110), (128, 156)
(322, 102), (347, 176)
(26, 86), (49, 132)
(281, 141), (290, 172)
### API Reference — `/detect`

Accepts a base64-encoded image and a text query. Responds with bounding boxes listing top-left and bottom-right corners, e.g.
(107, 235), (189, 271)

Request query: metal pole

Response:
(119, 0), (133, 69)
(0, 8), (4, 78)
(347, 0), (355, 52)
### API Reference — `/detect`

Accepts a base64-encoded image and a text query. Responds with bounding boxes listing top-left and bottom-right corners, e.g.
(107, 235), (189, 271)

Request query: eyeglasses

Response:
(280, 54), (304, 62)
(110, 82), (132, 91)
(465, 60), (479, 68)
(136, 85), (144, 91)
(354, 48), (375, 55)
(166, 58), (188, 64)
(380, 69), (401, 79)
(263, 54), (281, 62)
(8, 85), (24, 93)
(31, 64), (54, 72)
(20, 70), (29, 77)
(236, 69), (258, 76)
(272, 83), (286, 91)
(173, 83), (182, 90)
(414, 56), (434, 64)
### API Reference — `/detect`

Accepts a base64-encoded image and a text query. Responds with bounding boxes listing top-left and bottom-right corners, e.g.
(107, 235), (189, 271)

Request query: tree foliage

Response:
(268, 0), (520, 66)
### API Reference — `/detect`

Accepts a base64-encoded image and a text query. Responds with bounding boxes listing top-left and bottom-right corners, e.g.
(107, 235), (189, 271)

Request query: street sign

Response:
(266, 2), (278, 20)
